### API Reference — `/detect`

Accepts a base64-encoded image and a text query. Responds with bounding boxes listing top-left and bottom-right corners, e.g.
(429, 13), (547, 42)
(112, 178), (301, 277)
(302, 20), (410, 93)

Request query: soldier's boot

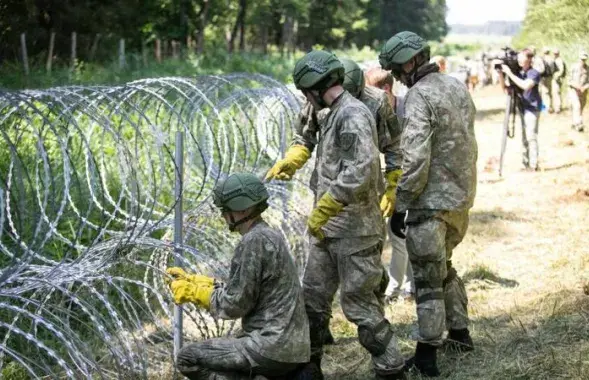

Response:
(290, 361), (324, 380)
(445, 328), (474, 353)
(405, 342), (440, 377)
(375, 370), (407, 380)
(323, 318), (335, 345)
(306, 313), (326, 380)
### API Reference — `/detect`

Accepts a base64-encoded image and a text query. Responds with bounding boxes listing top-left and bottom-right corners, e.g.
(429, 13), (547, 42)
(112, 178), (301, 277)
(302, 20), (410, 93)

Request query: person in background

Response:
(568, 51), (589, 132)
(552, 48), (567, 114)
(541, 47), (555, 113)
(499, 49), (543, 171)
(365, 67), (415, 304)
(430, 56), (447, 74)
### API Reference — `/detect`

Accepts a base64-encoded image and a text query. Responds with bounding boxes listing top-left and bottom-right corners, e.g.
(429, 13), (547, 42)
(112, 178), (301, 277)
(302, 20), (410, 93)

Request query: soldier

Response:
(167, 173), (315, 380)
(266, 50), (406, 380)
(379, 31), (478, 377)
(317, 57), (404, 345)
(541, 48), (555, 113)
(552, 48), (567, 114)
(568, 51), (589, 132)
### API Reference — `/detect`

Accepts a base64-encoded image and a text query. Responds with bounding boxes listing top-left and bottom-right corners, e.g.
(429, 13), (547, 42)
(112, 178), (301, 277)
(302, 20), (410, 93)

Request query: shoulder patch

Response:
(339, 132), (357, 151)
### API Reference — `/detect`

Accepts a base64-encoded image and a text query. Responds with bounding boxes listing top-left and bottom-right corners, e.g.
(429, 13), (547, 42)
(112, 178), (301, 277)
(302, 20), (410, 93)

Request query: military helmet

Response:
(293, 50), (345, 90)
(340, 58), (365, 98)
(379, 31), (430, 70)
(213, 173), (269, 212)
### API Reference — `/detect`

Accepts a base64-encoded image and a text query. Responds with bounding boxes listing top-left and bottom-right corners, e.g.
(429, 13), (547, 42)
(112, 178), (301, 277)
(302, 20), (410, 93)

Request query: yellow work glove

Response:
(380, 169), (403, 217)
(166, 267), (215, 286)
(265, 145), (311, 181)
(308, 193), (344, 240)
(169, 279), (214, 309)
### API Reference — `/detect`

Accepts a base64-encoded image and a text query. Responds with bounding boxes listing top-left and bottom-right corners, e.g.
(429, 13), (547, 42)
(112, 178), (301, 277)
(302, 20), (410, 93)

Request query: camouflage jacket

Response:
(396, 66), (478, 213)
(553, 57), (566, 81)
(295, 87), (402, 173)
(209, 220), (310, 363)
(569, 62), (589, 91)
(293, 91), (383, 237)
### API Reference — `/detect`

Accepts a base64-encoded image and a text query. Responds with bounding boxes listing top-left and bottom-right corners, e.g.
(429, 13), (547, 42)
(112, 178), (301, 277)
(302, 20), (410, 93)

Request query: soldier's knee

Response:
(176, 344), (202, 374)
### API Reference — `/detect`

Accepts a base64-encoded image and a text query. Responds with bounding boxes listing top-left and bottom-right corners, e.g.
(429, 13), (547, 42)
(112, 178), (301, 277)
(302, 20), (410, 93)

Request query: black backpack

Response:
(543, 58), (557, 77)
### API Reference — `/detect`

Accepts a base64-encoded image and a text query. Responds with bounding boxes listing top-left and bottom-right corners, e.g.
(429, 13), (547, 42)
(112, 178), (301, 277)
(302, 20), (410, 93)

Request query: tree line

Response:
(0, 0), (448, 64)
(514, 0), (589, 60)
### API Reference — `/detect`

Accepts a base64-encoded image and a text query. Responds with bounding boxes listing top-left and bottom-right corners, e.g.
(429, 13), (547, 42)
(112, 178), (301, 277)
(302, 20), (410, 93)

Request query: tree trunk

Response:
(238, 0), (247, 52)
(196, 0), (210, 54)
(229, 0), (247, 53)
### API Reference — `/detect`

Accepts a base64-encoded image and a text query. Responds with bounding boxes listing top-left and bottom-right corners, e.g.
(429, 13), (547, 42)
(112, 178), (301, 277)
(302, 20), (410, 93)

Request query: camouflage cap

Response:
(379, 31), (429, 69)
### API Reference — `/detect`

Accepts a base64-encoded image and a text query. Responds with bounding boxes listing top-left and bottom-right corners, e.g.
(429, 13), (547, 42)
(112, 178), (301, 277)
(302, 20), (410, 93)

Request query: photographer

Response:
(498, 49), (543, 171)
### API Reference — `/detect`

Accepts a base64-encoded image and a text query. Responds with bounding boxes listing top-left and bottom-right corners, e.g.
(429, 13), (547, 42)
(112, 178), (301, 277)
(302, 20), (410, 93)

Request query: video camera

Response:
(492, 46), (520, 73)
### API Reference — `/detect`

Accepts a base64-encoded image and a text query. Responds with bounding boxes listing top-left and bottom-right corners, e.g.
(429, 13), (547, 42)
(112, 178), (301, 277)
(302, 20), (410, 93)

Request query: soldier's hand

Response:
(501, 64), (511, 75)
(265, 145), (311, 181)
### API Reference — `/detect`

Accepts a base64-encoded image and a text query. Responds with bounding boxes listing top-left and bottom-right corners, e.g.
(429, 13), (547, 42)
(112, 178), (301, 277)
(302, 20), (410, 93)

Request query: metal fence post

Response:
(173, 131), (184, 358)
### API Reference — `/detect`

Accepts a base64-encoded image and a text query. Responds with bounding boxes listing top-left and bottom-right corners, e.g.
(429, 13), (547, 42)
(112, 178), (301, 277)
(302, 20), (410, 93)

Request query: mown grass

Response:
(324, 85), (589, 379)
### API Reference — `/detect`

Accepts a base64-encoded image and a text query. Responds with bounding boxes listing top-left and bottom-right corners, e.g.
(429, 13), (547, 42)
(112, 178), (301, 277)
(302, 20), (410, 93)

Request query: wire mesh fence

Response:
(0, 74), (313, 379)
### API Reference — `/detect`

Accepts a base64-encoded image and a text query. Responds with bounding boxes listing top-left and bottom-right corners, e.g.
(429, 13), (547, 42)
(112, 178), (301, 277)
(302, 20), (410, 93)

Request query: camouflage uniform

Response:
(552, 56), (566, 112)
(541, 54), (554, 111)
(177, 220), (310, 380)
(297, 85), (402, 175)
(568, 61), (589, 128)
(395, 64), (478, 346)
(296, 91), (405, 376)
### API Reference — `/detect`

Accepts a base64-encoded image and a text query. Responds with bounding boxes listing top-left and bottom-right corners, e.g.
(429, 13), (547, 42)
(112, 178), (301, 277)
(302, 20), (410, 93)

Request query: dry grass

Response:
(324, 85), (589, 379)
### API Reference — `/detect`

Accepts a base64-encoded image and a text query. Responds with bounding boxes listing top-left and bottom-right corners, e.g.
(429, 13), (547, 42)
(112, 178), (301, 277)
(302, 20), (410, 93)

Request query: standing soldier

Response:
(552, 48), (566, 114)
(302, 57), (404, 346)
(266, 50), (406, 380)
(379, 31), (478, 377)
(569, 51), (589, 132)
(541, 48), (555, 113)
(167, 173), (315, 380)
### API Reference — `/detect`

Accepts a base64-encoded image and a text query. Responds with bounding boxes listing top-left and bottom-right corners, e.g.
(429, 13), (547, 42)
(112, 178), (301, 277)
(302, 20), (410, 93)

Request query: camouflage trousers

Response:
(405, 210), (470, 347)
(569, 89), (587, 127)
(541, 77), (553, 111)
(552, 79), (563, 112)
(303, 239), (405, 376)
(176, 338), (300, 380)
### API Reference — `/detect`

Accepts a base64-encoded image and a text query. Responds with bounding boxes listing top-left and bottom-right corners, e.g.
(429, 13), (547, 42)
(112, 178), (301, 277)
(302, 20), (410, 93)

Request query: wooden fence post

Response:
(119, 39), (126, 69)
(46, 31), (55, 73)
(20, 33), (29, 76)
(155, 39), (162, 63)
(142, 41), (148, 67)
(71, 32), (77, 68)
(89, 33), (101, 61)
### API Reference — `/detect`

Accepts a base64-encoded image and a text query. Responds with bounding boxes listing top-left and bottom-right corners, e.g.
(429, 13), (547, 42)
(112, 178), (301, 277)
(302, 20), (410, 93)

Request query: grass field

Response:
(323, 85), (589, 379)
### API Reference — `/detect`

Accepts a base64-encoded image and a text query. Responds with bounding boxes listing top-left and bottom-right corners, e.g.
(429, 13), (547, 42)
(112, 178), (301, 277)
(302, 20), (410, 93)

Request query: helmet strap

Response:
(227, 203), (268, 232)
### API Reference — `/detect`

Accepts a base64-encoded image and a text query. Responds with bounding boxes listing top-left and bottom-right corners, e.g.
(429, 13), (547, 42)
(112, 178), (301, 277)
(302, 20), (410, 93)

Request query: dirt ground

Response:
(323, 85), (589, 380)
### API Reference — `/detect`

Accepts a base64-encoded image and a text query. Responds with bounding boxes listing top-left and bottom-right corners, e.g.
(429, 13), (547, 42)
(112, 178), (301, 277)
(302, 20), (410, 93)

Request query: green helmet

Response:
(340, 58), (365, 98)
(379, 31), (430, 70)
(213, 173), (269, 212)
(293, 50), (345, 91)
